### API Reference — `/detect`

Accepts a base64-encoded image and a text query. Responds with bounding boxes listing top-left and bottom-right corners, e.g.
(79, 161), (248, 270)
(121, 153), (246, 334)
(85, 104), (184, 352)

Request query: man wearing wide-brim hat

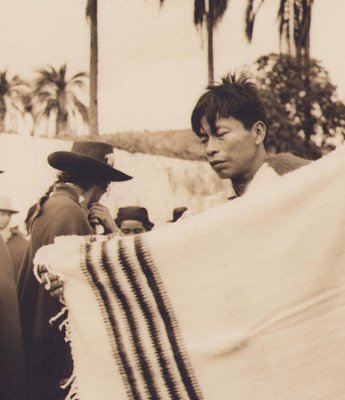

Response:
(17, 141), (132, 400)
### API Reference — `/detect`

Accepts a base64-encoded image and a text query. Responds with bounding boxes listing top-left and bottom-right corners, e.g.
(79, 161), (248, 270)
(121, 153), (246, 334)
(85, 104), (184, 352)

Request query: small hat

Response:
(168, 207), (188, 222)
(115, 206), (154, 231)
(0, 197), (18, 214)
(48, 141), (132, 181)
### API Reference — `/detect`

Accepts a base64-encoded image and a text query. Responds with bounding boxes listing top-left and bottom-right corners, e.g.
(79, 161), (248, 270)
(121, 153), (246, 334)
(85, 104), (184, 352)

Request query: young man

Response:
(115, 206), (154, 236)
(17, 141), (132, 400)
(191, 74), (310, 197)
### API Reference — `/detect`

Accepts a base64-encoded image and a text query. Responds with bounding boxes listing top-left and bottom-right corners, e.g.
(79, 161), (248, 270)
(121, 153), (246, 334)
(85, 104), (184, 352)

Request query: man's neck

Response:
(232, 151), (268, 197)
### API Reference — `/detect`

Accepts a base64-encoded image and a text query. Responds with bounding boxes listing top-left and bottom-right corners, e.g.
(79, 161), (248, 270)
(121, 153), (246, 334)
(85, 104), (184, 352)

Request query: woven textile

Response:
(34, 146), (345, 400)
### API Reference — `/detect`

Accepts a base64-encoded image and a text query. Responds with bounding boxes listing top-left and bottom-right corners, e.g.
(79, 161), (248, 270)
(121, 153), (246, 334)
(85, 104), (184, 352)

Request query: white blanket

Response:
(34, 146), (345, 400)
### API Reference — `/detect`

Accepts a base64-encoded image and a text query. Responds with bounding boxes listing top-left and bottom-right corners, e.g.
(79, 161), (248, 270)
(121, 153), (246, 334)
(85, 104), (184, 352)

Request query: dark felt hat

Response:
(48, 141), (132, 182)
(168, 207), (188, 222)
(115, 206), (154, 231)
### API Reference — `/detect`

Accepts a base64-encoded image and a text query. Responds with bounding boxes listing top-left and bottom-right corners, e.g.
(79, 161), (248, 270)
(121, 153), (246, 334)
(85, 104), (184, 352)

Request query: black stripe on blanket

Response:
(117, 239), (184, 399)
(134, 235), (204, 400)
(102, 240), (160, 398)
(83, 240), (142, 400)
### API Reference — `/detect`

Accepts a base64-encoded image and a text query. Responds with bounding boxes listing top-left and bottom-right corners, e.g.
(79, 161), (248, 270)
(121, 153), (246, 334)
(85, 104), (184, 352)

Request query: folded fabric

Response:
(34, 145), (345, 400)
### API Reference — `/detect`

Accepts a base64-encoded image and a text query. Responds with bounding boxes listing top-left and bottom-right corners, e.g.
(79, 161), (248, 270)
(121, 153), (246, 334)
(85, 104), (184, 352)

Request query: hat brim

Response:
(0, 208), (18, 214)
(48, 151), (132, 182)
(115, 218), (154, 231)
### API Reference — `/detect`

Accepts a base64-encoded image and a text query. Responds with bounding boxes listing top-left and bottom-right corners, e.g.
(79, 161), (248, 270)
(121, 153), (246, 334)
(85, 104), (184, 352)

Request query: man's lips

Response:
(209, 160), (226, 169)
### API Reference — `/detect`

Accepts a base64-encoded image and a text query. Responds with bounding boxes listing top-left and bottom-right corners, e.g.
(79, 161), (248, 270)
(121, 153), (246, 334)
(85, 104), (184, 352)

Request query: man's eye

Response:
(200, 136), (208, 144)
(216, 131), (228, 137)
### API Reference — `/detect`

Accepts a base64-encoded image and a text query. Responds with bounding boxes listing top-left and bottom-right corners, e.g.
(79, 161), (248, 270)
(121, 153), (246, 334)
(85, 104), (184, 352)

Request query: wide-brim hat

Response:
(115, 206), (154, 231)
(48, 141), (132, 182)
(168, 206), (188, 222)
(0, 197), (18, 214)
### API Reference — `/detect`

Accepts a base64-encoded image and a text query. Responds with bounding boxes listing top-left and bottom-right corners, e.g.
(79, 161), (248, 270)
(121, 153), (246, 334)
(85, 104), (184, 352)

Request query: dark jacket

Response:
(17, 184), (94, 400)
(267, 152), (311, 175)
(0, 236), (27, 400)
(6, 227), (28, 280)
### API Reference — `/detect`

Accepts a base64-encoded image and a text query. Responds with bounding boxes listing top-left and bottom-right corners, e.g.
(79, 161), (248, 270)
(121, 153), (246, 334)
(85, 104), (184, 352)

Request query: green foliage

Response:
(247, 53), (345, 159)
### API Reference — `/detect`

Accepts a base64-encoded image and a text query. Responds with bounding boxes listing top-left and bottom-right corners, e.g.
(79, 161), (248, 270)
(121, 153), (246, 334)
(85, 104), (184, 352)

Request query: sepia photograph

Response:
(0, 1), (345, 399)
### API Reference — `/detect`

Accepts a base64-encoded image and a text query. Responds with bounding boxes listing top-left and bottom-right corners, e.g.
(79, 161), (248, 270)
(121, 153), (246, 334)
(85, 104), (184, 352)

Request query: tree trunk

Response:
(56, 111), (68, 137)
(298, 8), (313, 142)
(207, 0), (214, 85)
(89, 0), (99, 137)
(0, 97), (6, 133)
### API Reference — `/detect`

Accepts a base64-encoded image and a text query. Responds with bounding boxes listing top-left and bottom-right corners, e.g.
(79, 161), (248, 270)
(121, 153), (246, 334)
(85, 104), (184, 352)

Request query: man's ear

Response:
(253, 121), (266, 145)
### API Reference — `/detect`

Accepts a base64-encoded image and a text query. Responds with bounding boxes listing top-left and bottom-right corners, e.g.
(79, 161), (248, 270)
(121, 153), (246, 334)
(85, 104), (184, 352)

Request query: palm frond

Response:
(69, 93), (89, 123)
(32, 64), (88, 135)
(194, 0), (206, 26)
(213, 0), (229, 23)
(245, 0), (266, 41)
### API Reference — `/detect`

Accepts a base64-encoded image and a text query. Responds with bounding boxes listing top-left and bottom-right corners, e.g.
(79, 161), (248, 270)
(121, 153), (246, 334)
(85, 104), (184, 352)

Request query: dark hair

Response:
(57, 171), (111, 191)
(24, 171), (111, 234)
(191, 73), (268, 143)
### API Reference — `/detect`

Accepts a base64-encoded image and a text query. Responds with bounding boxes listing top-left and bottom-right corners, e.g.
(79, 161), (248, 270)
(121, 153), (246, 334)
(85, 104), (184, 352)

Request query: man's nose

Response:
(205, 136), (219, 157)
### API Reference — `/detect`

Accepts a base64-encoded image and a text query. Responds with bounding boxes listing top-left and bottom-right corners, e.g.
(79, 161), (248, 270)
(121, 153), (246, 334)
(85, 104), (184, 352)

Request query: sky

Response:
(0, 0), (344, 133)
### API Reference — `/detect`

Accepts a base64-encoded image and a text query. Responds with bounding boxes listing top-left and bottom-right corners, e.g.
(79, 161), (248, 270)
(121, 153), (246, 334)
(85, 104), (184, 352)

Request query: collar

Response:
(51, 183), (88, 213)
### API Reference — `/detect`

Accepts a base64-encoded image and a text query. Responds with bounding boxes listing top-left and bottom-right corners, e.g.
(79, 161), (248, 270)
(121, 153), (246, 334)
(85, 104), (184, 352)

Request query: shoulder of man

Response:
(267, 153), (311, 176)
(37, 193), (93, 236)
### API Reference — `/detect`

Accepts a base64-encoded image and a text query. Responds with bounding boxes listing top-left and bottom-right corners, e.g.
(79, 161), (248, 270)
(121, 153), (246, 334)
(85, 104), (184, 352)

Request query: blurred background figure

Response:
(0, 197), (27, 279)
(115, 206), (154, 235)
(0, 173), (26, 400)
(167, 206), (188, 223)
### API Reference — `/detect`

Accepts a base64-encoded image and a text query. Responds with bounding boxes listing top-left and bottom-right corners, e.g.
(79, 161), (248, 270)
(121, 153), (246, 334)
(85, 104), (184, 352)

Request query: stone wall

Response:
(0, 134), (232, 230)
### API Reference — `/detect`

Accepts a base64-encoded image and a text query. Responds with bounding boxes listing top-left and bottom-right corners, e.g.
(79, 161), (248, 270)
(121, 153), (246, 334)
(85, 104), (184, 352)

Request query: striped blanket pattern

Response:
(35, 145), (345, 400)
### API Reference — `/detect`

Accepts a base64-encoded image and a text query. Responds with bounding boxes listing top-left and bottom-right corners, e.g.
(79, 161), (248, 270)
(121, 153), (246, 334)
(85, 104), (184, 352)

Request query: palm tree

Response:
(245, 0), (314, 139)
(32, 64), (88, 137)
(0, 71), (30, 133)
(160, 0), (230, 85)
(86, 0), (99, 137)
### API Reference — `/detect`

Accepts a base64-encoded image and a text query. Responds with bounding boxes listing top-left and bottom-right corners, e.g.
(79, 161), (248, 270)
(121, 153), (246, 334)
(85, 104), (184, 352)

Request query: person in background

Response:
(191, 73), (310, 197)
(0, 197), (28, 280)
(17, 141), (132, 400)
(115, 206), (154, 236)
(167, 206), (188, 223)
(0, 170), (27, 400)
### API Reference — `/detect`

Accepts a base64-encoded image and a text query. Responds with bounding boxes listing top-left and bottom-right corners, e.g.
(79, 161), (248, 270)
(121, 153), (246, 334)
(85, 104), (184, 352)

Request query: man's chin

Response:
(212, 167), (231, 179)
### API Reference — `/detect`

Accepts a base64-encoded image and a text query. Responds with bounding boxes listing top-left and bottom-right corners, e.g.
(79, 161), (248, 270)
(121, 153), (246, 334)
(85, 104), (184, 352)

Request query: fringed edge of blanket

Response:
(33, 262), (80, 400)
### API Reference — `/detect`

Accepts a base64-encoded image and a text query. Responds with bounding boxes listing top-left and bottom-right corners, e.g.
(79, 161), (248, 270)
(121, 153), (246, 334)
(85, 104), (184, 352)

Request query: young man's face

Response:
(0, 211), (12, 230)
(199, 116), (264, 180)
(119, 220), (147, 236)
